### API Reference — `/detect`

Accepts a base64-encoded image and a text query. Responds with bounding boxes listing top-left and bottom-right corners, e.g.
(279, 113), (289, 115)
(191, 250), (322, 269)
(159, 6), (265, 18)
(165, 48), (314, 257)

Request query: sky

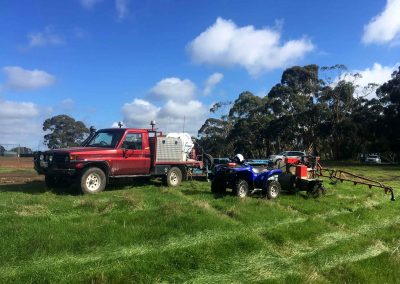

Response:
(1, 0), (400, 149)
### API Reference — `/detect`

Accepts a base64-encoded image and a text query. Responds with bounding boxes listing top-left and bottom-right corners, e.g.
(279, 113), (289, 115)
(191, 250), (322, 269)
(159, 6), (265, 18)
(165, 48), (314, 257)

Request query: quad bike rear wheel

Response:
(211, 174), (227, 194)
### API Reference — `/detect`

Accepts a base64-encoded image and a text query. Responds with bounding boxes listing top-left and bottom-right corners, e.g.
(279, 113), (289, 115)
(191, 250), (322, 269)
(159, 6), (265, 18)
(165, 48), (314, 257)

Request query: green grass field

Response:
(0, 164), (399, 283)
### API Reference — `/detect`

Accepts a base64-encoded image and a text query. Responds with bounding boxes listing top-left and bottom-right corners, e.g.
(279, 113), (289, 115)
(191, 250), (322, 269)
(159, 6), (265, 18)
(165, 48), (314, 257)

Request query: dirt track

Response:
(0, 157), (43, 184)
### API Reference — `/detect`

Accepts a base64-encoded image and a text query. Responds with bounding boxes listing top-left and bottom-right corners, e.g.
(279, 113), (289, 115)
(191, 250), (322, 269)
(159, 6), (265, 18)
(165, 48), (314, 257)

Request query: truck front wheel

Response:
(165, 167), (182, 187)
(80, 167), (106, 194)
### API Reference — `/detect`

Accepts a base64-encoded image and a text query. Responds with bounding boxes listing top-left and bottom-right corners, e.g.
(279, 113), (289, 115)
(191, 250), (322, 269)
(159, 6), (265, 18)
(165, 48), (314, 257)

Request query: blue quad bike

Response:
(210, 162), (283, 199)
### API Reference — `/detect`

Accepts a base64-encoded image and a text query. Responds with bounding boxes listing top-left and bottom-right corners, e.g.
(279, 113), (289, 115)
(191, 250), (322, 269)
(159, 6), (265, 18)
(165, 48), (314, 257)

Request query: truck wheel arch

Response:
(79, 162), (110, 182)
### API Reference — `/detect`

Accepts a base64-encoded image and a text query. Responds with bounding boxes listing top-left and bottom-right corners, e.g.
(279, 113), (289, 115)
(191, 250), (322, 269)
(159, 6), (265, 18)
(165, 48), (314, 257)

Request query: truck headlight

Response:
(40, 154), (44, 161)
(48, 155), (53, 162)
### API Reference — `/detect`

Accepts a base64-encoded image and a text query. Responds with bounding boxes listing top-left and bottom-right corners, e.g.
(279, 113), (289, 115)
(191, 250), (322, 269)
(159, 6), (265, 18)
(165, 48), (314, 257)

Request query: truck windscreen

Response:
(87, 131), (124, 148)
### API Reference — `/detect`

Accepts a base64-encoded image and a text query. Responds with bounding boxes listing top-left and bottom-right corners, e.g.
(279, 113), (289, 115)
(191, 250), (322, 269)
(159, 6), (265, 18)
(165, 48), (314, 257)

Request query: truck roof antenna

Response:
(150, 120), (156, 131)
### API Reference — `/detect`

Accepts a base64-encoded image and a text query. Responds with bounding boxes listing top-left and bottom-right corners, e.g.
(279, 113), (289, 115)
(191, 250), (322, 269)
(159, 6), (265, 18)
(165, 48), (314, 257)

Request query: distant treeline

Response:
(198, 64), (400, 162)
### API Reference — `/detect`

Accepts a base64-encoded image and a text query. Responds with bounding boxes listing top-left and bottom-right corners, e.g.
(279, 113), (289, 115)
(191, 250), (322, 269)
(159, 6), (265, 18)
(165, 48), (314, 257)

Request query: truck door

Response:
(116, 132), (151, 175)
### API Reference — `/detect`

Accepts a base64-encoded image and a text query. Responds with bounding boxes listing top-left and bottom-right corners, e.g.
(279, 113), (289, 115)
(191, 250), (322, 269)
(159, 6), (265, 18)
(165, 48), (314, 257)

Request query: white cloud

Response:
(0, 101), (39, 119)
(121, 75), (211, 135)
(81, 0), (102, 9)
(27, 26), (64, 48)
(362, 0), (400, 45)
(188, 17), (314, 75)
(159, 100), (208, 119)
(340, 63), (399, 99)
(149, 77), (196, 102)
(122, 99), (208, 135)
(354, 63), (398, 86)
(0, 100), (45, 148)
(122, 99), (161, 128)
(116, 0), (129, 20)
(203, 72), (223, 95)
(2, 66), (56, 91)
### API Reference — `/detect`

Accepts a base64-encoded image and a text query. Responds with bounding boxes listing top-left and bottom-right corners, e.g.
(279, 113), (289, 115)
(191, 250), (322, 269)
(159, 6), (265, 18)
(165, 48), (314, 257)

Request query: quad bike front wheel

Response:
(264, 180), (281, 199)
(234, 179), (249, 198)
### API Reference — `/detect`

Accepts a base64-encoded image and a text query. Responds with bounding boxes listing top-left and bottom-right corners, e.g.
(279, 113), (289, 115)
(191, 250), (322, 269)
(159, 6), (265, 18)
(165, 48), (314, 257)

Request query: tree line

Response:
(197, 64), (400, 162)
(40, 64), (400, 162)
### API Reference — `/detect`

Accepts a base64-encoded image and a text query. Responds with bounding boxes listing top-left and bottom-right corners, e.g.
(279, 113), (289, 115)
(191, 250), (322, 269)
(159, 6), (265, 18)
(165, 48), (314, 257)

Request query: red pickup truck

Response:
(34, 127), (210, 193)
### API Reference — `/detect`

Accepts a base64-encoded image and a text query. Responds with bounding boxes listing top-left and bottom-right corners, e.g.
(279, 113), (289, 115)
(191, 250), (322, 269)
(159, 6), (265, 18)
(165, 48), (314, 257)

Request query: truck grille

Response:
(43, 153), (68, 167)
(53, 154), (68, 165)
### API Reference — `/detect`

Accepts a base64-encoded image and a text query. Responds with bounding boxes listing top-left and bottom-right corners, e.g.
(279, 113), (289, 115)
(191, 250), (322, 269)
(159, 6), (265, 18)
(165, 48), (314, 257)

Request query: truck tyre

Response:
(45, 175), (60, 188)
(264, 180), (281, 199)
(211, 175), (226, 194)
(234, 179), (249, 198)
(165, 167), (182, 187)
(181, 167), (189, 181)
(80, 167), (106, 194)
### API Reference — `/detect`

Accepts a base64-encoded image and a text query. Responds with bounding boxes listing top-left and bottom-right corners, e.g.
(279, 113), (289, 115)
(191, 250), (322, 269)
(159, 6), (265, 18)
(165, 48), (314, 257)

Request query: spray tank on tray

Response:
(166, 132), (194, 161)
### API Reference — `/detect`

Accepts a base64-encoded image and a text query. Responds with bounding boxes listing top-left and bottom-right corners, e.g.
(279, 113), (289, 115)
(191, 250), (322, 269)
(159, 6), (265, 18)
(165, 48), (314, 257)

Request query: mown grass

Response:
(0, 164), (399, 283)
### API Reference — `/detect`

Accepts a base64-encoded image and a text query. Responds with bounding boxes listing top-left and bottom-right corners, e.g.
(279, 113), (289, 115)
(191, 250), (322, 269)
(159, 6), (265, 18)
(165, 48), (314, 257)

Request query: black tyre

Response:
(309, 183), (326, 198)
(234, 179), (249, 198)
(45, 175), (60, 188)
(211, 175), (227, 194)
(264, 180), (281, 199)
(80, 167), (106, 194)
(203, 153), (214, 170)
(181, 167), (189, 181)
(165, 167), (182, 187)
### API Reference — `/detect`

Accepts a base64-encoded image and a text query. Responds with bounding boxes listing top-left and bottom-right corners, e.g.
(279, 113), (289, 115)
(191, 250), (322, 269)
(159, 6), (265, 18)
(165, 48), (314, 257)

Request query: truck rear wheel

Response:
(80, 167), (106, 194)
(165, 167), (182, 187)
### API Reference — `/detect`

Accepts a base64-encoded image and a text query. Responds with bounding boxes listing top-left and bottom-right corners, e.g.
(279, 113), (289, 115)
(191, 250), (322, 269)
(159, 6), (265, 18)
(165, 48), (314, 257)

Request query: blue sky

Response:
(1, 0), (400, 149)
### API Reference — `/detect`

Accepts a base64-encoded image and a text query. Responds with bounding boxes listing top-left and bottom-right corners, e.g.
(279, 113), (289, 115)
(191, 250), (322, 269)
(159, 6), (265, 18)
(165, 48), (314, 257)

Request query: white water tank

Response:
(166, 133), (194, 160)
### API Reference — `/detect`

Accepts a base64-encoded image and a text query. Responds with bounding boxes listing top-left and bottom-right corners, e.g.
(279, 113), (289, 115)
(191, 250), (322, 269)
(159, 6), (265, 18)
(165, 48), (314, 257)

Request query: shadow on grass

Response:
(180, 188), (219, 198)
(108, 177), (163, 190)
(0, 177), (167, 196)
(0, 180), (79, 195)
